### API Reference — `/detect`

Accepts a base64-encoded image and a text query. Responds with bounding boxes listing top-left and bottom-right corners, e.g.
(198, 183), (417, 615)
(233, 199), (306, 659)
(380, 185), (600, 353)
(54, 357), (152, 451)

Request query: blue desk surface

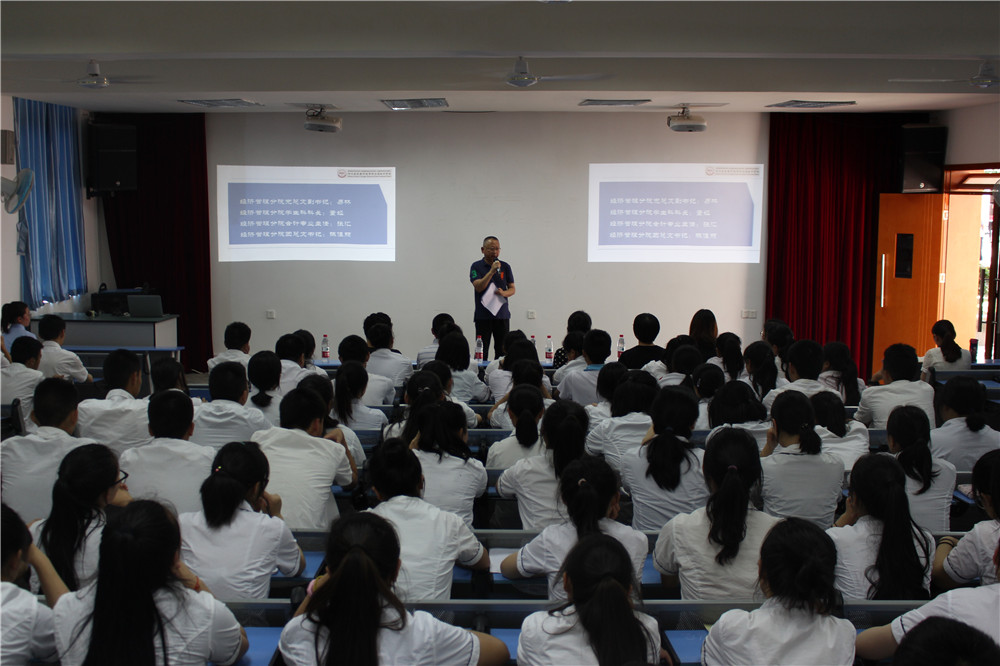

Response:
(665, 629), (707, 666)
(231, 626), (281, 665)
(451, 553), (659, 586)
(493, 628), (519, 659)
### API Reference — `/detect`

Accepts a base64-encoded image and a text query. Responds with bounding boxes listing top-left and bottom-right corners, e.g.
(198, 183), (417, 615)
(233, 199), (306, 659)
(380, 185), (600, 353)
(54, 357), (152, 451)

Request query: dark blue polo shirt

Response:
(470, 259), (514, 320)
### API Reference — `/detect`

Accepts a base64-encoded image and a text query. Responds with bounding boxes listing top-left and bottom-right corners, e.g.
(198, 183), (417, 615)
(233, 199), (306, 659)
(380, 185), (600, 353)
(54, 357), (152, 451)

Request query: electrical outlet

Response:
(265, 309), (276, 320)
(741, 309), (758, 319)
(526, 310), (537, 320)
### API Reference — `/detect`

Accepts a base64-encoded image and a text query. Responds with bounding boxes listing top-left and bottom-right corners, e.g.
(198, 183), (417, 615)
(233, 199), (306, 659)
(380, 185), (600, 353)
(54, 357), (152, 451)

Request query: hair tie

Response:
(213, 465), (223, 473)
(417, 386), (430, 394)
(727, 465), (738, 472)
(577, 478), (588, 487)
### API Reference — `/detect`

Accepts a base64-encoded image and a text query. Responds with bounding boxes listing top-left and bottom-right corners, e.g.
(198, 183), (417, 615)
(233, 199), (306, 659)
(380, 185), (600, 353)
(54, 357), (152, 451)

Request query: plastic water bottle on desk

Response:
(617, 334), (626, 359)
(545, 335), (554, 363)
(321, 334), (330, 359)
(475, 335), (484, 362)
(530, 335), (536, 348)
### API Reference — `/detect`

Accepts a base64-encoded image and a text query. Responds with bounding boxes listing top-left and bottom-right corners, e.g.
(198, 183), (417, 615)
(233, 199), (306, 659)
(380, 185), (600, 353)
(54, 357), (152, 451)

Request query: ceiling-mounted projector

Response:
(667, 107), (707, 132)
(304, 107), (342, 133)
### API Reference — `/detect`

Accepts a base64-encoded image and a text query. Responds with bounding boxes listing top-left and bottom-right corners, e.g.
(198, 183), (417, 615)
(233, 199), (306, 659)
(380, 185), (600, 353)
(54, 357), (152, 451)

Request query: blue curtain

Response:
(13, 98), (88, 308)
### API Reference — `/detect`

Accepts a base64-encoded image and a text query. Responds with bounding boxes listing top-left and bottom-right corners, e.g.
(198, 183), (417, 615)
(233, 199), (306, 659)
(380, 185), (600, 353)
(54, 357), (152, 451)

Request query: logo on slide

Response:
(338, 169), (347, 178)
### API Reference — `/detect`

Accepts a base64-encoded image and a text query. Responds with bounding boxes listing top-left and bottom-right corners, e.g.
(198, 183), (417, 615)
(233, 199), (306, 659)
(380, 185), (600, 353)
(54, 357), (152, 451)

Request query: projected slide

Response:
(217, 165), (395, 262)
(588, 163), (764, 263)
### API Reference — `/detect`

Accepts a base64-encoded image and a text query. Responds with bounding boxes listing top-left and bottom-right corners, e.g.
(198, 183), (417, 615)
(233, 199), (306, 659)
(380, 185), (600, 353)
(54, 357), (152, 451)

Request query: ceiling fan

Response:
(504, 56), (609, 88)
(890, 61), (998, 89)
(75, 60), (154, 88)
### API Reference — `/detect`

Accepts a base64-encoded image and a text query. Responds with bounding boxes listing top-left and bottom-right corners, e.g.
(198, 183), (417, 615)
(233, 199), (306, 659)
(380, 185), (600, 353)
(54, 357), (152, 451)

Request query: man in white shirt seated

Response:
(191, 361), (272, 449)
(556, 329), (612, 406)
(551, 331), (586, 386)
(366, 323), (414, 389)
(855, 343), (936, 430)
(416, 313), (454, 369)
(119, 389), (214, 514)
(76, 349), (152, 455)
(761, 339), (839, 413)
(207, 321), (251, 371)
(1, 377), (96, 522)
(276, 333), (312, 395)
(252, 388), (357, 530)
(337, 334), (395, 406)
(1, 337), (45, 433)
(37, 314), (92, 382)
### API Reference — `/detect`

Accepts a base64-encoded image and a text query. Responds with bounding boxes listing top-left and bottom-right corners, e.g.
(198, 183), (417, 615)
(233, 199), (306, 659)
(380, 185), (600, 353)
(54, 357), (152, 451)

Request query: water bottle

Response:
(321, 334), (330, 359)
(617, 334), (626, 359)
(531, 335), (536, 348)
(474, 335), (484, 361)
(970, 338), (979, 363)
(545, 335), (554, 363)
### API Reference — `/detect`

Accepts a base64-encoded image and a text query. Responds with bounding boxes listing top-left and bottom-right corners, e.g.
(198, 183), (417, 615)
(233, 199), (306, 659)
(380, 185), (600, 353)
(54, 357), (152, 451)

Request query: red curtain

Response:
(765, 113), (924, 379)
(99, 114), (212, 370)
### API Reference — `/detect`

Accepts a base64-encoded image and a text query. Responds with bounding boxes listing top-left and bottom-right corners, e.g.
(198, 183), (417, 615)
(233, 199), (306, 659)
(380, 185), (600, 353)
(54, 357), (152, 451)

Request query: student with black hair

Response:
(819, 341), (865, 406)
(296, 374), (368, 468)
(891, 616), (1000, 666)
(247, 350), (283, 425)
(416, 312), (455, 368)
(706, 380), (770, 449)
(148, 357), (194, 399)
(688, 308), (718, 362)
(367, 322), (414, 389)
(498, 400), (589, 530)
(760, 391), (844, 528)
(826, 454), (933, 600)
(483, 329), (526, 384)
(485, 384), (545, 469)
(382, 371), (446, 441)
(119, 389), (214, 514)
(53, 500), (248, 666)
(1, 378), (96, 523)
(742, 339), (787, 401)
(487, 359), (551, 430)
(811, 391), (870, 474)
(551, 310), (591, 370)
(436, 331), (489, 403)
(179, 441), (304, 599)
(276, 332), (311, 394)
(1, 300), (36, 349)
(77, 348), (151, 454)
(501, 455), (647, 601)
(362, 311), (393, 341)
(552, 330), (586, 385)
(641, 334), (696, 386)
(617, 313), (665, 370)
(2, 336), (44, 432)
(367, 439), (490, 602)
(621, 386), (709, 530)
(336, 334), (396, 406)
(422, 359), (481, 428)
(930, 376), (1000, 471)
(278, 511), (507, 666)
(764, 320), (794, 378)
(191, 361), (271, 449)
(584, 361), (627, 430)
(37, 314), (91, 382)
(855, 343), (935, 429)
(887, 405), (956, 532)
(692, 362), (725, 430)
(708, 331), (746, 382)
(487, 339), (553, 399)
(293, 328), (330, 378)
(702, 518), (856, 665)
(761, 339), (839, 412)
(558, 329), (612, 406)
(331, 361), (389, 430)
(920, 319), (972, 380)
(654, 428), (779, 602)
(208, 321), (252, 371)
(517, 534), (661, 666)
(585, 370), (658, 474)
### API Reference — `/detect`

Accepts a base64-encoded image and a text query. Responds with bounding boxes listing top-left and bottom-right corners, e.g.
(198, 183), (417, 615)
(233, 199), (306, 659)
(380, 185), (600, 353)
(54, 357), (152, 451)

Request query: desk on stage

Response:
(34, 312), (178, 347)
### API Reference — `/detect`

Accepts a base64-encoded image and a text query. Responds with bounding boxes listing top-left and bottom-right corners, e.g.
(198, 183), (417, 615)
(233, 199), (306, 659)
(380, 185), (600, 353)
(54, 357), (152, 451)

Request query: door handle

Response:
(880, 254), (886, 308)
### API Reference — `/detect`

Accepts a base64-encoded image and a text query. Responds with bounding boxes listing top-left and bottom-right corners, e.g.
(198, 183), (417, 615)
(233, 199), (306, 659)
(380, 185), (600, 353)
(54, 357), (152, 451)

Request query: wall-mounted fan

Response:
(2, 169), (34, 214)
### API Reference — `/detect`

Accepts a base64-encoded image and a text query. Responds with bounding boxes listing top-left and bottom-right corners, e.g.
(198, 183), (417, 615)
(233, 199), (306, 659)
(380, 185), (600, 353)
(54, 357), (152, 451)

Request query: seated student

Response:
(933, 450), (1000, 588)
(53, 500), (248, 666)
(654, 428), (780, 603)
(640, 334), (695, 387)
(1, 301), (36, 350)
(416, 312), (454, 368)
(692, 362), (725, 430)
(920, 319), (972, 381)
(689, 308), (719, 362)
(485, 385), (545, 469)
(882, 616), (1000, 666)
(759, 391), (844, 528)
(412, 401), (487, 528)
(148, 357), (196, 400)
(293, 329), (330, 378)
(36, 315), (91, 382)
(296, 374), (367, 468)
(2, 336), (45, 432)
(368, 440), (489, 601)
(557, 329), (612, 406)
(207, 321), (251, 371)
(617, 313), (665, 370)
(498, 400), (588, 530)
(275, 333), (312, 395)
(331, 361), (389, 430)
(930, 376), (1000, 471)
(1, 379), (96, 523)
(706, 380), (770, 450)
(366, 323), (414, 389)
(517, 534), (661, 666)
(1, 504), (68, 666)
(855, 343), (935, 429)
(551, 331), (585, 385)
(706, 331), (746, 382)
(246, 350), (282, 425)
(811, 391), (870, 474)
(818, 341), (865, 406)
(826, 454), (933, 600)
(424, 360), (482, 428)
(487, 339), (553, 399)
(742, 339), (788, 401)
(76, 349), (152, 454)
(191, 361), (272, 449)
(119, 390), (215, 515)
(436, 329), (490, 403)
(764, 319), (795, 378)
(382, 371), (446, 441)
(585, 370), (658, 474)
(487, 359), (552, 430)
(483, 329), (526, 383)
(584, 361), (626, 431)
(252, 388), (357, 530)
(337, 334), (395, 406)
(887, 405), (957, 532)
(180, 441), (304, 599)
(622, 386), (709, 531)
(551, 310), (591, 371)
(278, 512), (507, 666)
(702, 518), (856, 666)
(761, 340), (839, 412)
(501, 455), (647, 601)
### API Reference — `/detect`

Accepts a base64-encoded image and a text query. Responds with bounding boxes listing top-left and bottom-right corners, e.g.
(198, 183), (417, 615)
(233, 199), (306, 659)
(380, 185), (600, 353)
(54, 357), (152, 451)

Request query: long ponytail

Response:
(334, 361), (368, 425)
(704, 428), (762, 565)
(248, 351), (281, 408)
(716, 332), (744, 381)
(822, 342), (861, 406)
(507, 384), (544, 448)
(559, 456), (618, 539)
(396, 371), (444, 443)
(415, 400), (472, 461)
(645, 386), (699, 491)
(200, 442), (269, 528)
(770, 390), (822, 455)
(940, 377), (988, 432)
(744, 341), (778, 398)
(932, 320), (962, 364)
(541, 400), (588, 479)
(887, 406), (937, 494)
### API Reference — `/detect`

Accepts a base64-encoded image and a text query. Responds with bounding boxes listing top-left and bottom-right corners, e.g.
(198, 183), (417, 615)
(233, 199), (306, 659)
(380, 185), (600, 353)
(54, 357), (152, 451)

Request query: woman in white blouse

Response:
(585, 371), (658, 474)
(819, 341), (865, 406)
(742, 340), (788, 402)
(887, 405), (957, 532)
(436, 332), (490, 404)
(810, 392), (870, 475)
(930, 377), (1000, 472)
(706, 380), (771, 450)
(484, 385), (544, 469)
(331, 361), (389, 431)
(247, 350), (283, 426)
(920, 319), (972, 381)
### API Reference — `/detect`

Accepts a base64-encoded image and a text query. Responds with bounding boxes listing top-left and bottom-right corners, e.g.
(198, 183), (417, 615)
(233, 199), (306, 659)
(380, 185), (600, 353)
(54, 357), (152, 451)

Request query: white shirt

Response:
(179, 502), (301, 599)
(620, 444), (709, 531)
(332, 398), (388, 430)
(817, 422), (870, 474)
(706, 421), (772, 450)
(702, 597), (856, 666)
(496, 451), (564, 530)
(280, 607), (479, 666)
(556, 366), (602, 406)
(278, 359), (311, 395)
(29, 517), (104, 592)
(485, 433), (543, 470)
(640, 360), (680, 387)
(890, 584), (1000, 645)
(518, 607), (660, 666)
(1, 581), (57, 666)
(487, 368), (554, 400)
(76, 388), (152, 455)
(370, 495), (484, 601)
(450, 394), (481, 428)
(38, 340), (89, 381)
(367, 348), (414, 388)
(207, 348), (250, 371)
(551, 356), (586, 385)
(654, 506), (779, 601)
(247, 389), (282, 426)
(760, 443), (845, 528)
(412, 449), (487, 528)
(921, 346), (972, 375)
(360, 371), (396, 406)
(902, 455), (956, 532)
(584, 400), (612, 431)
(516, 518), (647, 601)
(191, 398), (273, 449)
(54, 585), (244, 666)
(818, 370), (866, 406)
(252, 427), (354, 530)
(854, 379), (935, 430)
(695, 399), (711, 431)
(930, 417), (1000, 471)
(1, 427), (96, 523)
(943, 519), (1000, 585)
(416, 339), (439, 368)
(761, 378), (839, 412)
(741, 375), (790, 401)
(119, 437), (215, 515)
(1, 362), (44, 431)
(449, 368), (490, 403)
(2, 324), (36, 349)
(825, 515), (932, 599)
(707, 355), (749, 382)
(585, 412), (652, 475)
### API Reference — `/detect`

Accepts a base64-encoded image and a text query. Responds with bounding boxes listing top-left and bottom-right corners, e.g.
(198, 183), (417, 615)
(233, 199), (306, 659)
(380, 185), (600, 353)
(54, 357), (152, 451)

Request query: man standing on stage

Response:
(470, 235), (515, 360)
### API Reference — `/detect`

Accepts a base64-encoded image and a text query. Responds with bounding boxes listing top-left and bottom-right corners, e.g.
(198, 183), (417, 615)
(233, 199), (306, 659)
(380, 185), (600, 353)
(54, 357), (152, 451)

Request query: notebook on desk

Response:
(126, 295), (164, 318)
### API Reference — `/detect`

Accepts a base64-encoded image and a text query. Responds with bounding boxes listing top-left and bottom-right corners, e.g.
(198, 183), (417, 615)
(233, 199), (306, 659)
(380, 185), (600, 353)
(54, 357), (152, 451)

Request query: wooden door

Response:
(871, 194), (947, 373)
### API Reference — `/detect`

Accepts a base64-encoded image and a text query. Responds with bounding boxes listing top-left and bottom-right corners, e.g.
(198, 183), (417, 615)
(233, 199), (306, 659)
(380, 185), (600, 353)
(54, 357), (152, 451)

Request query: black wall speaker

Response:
(87, 123), (137, 195)
(899, 125), (947, 193)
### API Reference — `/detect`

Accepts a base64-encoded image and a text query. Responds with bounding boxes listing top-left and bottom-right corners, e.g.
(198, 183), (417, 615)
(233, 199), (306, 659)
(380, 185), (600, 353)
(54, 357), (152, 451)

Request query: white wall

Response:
(205, 111), (770, 362)
(943, 102), (1000, 165)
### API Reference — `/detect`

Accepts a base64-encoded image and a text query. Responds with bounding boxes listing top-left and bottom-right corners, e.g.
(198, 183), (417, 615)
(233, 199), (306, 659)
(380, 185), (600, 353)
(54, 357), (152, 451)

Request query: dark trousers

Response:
(475, 318), (509, 361)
